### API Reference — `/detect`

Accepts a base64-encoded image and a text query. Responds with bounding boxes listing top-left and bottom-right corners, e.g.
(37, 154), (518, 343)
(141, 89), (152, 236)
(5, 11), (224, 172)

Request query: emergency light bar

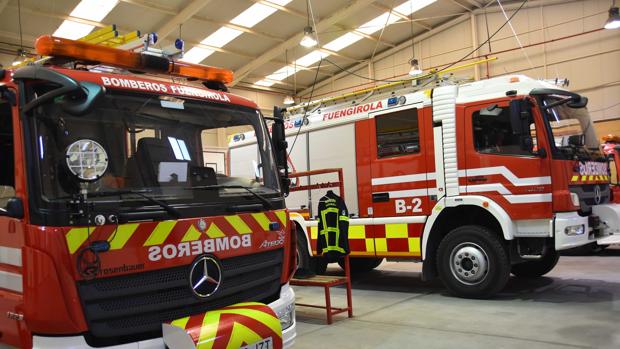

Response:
(35, 35), (233, 84)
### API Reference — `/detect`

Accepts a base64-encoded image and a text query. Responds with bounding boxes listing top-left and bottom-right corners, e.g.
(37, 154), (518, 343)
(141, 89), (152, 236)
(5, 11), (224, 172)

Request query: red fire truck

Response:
(0, 35), (296, 348)
(230, 73), (620, 298)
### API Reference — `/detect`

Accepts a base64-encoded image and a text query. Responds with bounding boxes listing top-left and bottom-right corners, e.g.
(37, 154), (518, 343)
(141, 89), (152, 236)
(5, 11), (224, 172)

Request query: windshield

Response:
(540, 94), (602, 159)
(28, 89), (280, 217)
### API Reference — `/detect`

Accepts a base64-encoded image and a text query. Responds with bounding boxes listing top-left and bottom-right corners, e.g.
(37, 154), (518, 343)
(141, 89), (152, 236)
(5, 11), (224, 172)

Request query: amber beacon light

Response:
(35, 35), (233, 84)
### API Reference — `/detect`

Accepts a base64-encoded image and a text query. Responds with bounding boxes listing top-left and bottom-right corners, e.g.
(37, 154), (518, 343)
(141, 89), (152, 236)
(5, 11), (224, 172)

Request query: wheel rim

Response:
(449, 242), (489, 285)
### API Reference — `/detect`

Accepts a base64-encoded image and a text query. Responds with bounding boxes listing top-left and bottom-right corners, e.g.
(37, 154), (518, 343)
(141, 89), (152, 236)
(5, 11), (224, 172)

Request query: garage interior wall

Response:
(299, 0), (619, 140)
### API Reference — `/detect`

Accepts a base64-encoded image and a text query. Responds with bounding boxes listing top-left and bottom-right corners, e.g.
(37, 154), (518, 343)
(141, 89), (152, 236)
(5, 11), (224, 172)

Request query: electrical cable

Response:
(287, 0), (321, 156)
(323, 0), (530, 84)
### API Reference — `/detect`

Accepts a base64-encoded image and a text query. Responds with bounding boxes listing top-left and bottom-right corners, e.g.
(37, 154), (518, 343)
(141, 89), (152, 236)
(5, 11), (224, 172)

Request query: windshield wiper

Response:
(86, 189), (181, 218)
(188, 185), (274, 209)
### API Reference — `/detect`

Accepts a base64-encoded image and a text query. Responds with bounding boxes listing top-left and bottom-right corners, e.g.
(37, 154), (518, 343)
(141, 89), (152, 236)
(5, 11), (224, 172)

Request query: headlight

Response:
(570, 193), (580, 207)
(565, 224), (585, 236)
(276, 303), (295, 330)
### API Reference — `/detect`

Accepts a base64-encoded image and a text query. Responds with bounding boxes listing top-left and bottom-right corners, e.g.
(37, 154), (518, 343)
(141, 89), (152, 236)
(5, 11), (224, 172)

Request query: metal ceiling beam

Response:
(118, 0), (285, 43)
(299, 0), (581, 96)
(448, 0), (474, 12)
(156, 0), (213, 40)
(371, 3), (432, 30)
(254, 0), (397, 49)
(231, 0), (378, 87)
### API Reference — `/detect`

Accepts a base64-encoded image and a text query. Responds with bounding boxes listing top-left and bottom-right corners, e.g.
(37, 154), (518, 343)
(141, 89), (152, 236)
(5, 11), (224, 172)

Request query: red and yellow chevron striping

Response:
(64, 210), (288, 255)
(165, 302), (283, 349)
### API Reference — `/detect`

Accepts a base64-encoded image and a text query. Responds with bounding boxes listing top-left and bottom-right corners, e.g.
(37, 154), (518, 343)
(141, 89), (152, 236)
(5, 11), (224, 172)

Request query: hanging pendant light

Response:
(604, 6), (620, 29)
(408, 58), (423, 76)
(283, 95), (295, 105)
(300, 26), (317, 48)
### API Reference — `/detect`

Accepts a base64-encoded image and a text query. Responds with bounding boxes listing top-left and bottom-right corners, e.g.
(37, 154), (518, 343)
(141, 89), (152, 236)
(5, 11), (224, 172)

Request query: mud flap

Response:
(163, 302), (283, 349)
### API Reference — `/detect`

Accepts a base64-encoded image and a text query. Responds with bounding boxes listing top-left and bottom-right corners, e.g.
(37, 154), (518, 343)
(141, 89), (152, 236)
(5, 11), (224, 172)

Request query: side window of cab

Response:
(0, 98), (14, 209)
(472, 104), (537, 156)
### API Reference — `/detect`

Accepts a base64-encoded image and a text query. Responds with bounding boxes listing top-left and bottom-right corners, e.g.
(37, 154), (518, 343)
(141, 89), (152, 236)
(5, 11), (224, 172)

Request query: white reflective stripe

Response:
(459, 184), (511, 195)
(459, 166), (551, 186)
(306, 216), (426, 226)
(0, 246), (22, 267)
(384, 188), (429, 199)
(0, 270), (22, 293)
(371, 172), (436, 186)
(373, 216), (426, 224)
(504, 193), (552, 204)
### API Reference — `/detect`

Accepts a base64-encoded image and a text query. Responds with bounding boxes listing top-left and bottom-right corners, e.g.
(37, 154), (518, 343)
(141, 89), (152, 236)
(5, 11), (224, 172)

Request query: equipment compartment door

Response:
(362, 105), (430, 257)
(463, 99), (553, 220)
(368, 105), (432, 218)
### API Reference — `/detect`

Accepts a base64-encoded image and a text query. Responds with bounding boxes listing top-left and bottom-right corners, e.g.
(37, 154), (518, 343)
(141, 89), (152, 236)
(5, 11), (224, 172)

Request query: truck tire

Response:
(295, 226), (327, 275)
(338, 258), (383, 273)
(437, 225), (510, 299)
(511, 250), (559, 277)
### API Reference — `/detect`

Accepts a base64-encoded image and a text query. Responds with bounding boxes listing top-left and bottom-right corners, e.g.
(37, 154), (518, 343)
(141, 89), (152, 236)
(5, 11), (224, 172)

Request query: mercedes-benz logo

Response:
(189, 256), (222, 298)
(594, 185), (602, 205)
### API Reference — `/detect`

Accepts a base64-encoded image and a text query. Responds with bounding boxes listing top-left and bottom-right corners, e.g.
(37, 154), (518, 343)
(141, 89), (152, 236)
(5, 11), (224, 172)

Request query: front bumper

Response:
(554, 203), (620, 249)
(32, 283), (296, 349)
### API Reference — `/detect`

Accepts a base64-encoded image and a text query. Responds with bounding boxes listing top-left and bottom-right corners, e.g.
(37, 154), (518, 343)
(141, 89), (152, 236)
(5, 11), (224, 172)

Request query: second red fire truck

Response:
(231, 73), (620, 298)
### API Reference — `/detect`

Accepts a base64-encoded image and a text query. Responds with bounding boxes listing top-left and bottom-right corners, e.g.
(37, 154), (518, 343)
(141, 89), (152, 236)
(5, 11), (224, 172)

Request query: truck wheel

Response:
(437, 225), (510, 299)
(511, 250), (559, 277)
(338, 258), (383, 273)
(295, 226), (327, 275)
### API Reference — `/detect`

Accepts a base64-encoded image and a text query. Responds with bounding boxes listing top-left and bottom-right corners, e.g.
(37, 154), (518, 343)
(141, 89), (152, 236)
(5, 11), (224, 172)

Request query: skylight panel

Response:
(393, 0), (436, 16)
(71, 0), (119, 21)
(323, 32), (364, 52)
(255, 80), (275, 87)
(295, 50), (329, 67)
(266, 66), (297, 81)
(267, 0), (294, 5)
(357, 12), (400, 35)
(53, 21), (95, 40)
(201, 27), (243, 48)
(231, 3), (277, 28)
(181, 47), (215, 64)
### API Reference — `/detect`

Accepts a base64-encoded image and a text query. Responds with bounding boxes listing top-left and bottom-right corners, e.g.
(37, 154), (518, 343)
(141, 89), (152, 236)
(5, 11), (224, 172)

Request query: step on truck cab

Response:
(230, 73), (620, 298)
(0, 35), (296, 348)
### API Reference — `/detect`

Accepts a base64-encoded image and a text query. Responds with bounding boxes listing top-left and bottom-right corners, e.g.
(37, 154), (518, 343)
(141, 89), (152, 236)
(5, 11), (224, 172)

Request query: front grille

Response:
(77, 249), (283, 343)
(569, 184), (610, 214)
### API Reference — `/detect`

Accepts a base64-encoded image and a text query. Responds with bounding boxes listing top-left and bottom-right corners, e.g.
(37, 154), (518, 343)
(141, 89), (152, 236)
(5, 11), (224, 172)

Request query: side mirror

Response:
(0, 197), (24, 219)
(272, 106), (290, 196)
(568, 134), (584, 147)
(509, 98), (532, 136)
(567, 96), (588, 108)
(13, 66), (105, 115)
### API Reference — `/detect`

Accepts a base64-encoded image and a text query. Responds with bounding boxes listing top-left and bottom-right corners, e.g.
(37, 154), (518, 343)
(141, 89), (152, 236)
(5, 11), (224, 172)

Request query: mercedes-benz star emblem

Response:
(189, 256), (222, 298)
(594, 185), (602, 205)
(197, 218), (208, 232)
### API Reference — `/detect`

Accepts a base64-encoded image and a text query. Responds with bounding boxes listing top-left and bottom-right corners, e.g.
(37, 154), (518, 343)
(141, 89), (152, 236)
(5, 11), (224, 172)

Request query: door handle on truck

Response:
(372, 192), (390, 202)
(468, 176), (488, 183)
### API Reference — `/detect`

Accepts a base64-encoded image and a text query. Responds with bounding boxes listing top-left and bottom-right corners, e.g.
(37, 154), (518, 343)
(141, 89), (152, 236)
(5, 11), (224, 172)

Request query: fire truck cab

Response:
(231, 74), (620, 299)
(0, 36), (296, 348)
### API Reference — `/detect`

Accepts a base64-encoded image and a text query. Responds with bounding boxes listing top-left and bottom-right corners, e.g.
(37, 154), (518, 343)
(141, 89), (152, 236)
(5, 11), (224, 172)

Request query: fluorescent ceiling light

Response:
(201, 27), (243, 48)
(231, 3), (277, 28)
(255, 80), (275, 87)
(357, 12), (400, 35)
(323, 32), (364, 52)
(181, 47), (215, 63)
(393, 0), (436, 16)
(53, 20), (95, 40)
(266, 65), (298, 81)
(70, 0), (119, 21)
(295, 50), (329, 67)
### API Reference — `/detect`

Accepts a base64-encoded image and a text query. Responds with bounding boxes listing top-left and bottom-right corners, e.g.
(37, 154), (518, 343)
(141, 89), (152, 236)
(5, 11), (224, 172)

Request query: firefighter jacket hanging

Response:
(316, 190), (350, 262)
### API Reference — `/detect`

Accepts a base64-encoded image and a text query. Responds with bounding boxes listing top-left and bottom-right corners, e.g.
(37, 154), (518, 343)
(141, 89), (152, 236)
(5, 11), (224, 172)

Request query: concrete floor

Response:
(292, 247), (620, 349)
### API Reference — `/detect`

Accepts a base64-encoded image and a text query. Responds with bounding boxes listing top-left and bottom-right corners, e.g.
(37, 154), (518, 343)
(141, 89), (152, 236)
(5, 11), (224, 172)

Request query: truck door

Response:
(463, 99), (552, 220)
(365, 105), (431, 257)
